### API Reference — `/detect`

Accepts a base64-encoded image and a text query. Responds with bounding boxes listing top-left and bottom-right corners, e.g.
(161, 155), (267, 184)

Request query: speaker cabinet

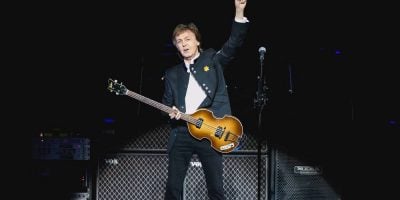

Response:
(269, 147), (341, 200)
(96, 153), (267, 200)
(184, 154), (267, 200)
(96, 153), (168, 200)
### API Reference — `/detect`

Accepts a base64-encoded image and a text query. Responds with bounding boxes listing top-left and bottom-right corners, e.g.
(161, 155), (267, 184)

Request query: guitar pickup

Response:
(195, 118), (203, 128)
(215, 126), (225, 138)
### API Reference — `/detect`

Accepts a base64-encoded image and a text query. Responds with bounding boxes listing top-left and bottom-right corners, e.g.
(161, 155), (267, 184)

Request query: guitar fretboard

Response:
(125, 90), (197, 124)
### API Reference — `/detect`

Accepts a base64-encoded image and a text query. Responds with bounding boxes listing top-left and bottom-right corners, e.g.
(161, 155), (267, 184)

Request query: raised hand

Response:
(235, 0), (247, 21)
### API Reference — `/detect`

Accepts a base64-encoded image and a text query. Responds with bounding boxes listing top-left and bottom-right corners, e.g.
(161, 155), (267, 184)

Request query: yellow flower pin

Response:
(203, 66), (209, 72)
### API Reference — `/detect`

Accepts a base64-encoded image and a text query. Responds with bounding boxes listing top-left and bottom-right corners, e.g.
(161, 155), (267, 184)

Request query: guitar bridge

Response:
(215, 126), (225, 138)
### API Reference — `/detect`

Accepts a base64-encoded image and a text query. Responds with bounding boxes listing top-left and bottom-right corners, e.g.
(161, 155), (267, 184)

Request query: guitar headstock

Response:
(108, 79), (127, 95)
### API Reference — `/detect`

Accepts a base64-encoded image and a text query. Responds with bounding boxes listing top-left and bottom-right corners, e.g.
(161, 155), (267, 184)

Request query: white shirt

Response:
(184, 55), (206, 114)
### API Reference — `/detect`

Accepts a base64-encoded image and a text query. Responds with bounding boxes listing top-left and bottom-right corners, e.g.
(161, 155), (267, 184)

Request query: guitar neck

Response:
(125, 90), (196, 124)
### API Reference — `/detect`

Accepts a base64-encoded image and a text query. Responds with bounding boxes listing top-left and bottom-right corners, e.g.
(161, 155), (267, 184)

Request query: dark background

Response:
(28, 1), (398, 199)
(28, 1), (368, 132)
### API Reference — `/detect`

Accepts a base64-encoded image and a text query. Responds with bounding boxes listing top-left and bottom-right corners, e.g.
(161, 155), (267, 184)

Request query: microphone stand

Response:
(254, 53), (268, 200)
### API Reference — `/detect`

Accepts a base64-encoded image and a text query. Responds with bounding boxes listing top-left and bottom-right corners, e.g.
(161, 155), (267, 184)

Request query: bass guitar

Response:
(107, 78), (243, 153)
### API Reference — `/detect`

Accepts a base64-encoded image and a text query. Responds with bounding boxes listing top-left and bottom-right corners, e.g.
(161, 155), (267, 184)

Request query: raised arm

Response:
(235, 0), (247, 22)
(215, 0), (249, 67)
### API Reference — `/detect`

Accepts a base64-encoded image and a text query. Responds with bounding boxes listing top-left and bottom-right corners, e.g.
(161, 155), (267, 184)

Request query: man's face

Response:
(174, 30), (200, 61)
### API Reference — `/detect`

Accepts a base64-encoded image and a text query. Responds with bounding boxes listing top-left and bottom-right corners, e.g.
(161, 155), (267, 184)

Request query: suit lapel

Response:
(177, 63), (189, 113)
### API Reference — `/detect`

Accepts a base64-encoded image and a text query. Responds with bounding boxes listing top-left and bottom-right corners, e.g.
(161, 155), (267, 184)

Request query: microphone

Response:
(258, 46), (266, 62)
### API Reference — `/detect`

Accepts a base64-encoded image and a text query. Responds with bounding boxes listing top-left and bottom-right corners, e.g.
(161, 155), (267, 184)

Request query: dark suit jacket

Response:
(162, 20), (249, 121)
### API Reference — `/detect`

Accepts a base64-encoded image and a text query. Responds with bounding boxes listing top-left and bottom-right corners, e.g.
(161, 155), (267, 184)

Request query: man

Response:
(162, 0), (249, 199)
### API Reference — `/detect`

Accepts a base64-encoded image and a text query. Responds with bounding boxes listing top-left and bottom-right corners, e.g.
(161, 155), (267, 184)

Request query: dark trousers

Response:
(164, 127), (225, 200)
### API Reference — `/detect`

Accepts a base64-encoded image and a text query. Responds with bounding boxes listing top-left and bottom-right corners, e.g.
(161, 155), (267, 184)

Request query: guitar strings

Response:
(122, 90), (242, 145)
